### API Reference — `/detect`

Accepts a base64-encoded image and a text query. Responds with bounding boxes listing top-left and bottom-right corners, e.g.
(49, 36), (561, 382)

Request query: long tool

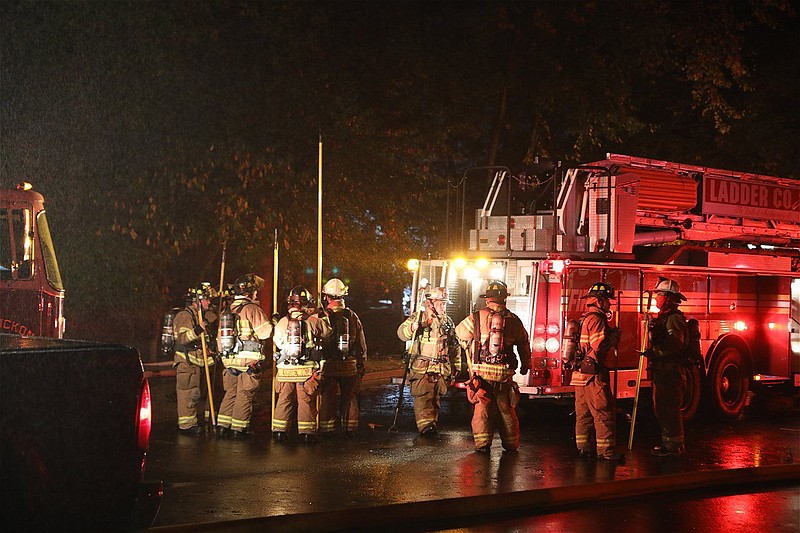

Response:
(628, 290), (652, 449)
(211, 242), (227, 396)
(271, 229), (279, 431)
(197, 295), (216, 427)
(612, 291), (622, 439)
(389, 290), (426, 433)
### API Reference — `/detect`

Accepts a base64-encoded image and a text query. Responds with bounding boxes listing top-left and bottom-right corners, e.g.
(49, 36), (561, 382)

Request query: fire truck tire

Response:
(680, 362), (702, 423)
(708, 345), (750, 420)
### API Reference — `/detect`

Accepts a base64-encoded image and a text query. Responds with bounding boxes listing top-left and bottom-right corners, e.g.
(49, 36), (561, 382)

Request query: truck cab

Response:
(0, 183), (65, 338)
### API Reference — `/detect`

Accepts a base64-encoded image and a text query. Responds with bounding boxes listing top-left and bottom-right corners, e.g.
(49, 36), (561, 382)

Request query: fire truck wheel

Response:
(709, 345), (750, 420)
(680, 362), (702, 423)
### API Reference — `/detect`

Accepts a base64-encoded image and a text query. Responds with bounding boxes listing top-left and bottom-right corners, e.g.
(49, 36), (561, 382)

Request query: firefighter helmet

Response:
(582, 282), (616, 300)
(480, 280), (508, 299)
(187, 282), (216, 301)
(425, 287), (450, 302)
(322, 278), (348, 298)
(287, 285), (313, 306)
(653, 277), (686, 301)
(234, 273), (264, 295)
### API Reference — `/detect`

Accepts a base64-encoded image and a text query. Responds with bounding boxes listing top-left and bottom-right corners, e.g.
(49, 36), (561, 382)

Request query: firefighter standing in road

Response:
(646, 278), (689, 456)
(572, 282), (623, 461)
(216, 274), (273, 440)
(318, 278), (367, 438)
(173, 282), (218, 436)
(397, 287), (461, 437)
(455, 281), (531, 453)
(272, 286), (332, 444)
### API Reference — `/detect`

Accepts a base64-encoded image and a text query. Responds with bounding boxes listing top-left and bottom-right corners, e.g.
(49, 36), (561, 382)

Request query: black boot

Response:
(216, 426), (232, 439)
(273, 431), (288, 443)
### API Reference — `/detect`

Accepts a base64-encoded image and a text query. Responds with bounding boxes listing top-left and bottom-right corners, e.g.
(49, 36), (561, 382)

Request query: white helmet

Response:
(322, 278), (348, 298)
(425, 287), (450, 303)
(653, 278), (686, 301)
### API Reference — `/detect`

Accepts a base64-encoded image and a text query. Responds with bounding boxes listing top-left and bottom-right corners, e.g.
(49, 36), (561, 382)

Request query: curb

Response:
(148, 463), (800, 532)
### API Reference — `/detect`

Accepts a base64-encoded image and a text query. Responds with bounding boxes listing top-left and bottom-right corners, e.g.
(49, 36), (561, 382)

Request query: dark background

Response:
(2, 0), (797, 356)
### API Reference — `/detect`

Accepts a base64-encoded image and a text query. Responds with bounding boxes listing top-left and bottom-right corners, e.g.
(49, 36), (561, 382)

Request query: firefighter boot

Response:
(273, 431), (288, 443)
(217, 426), (232, 439)
(651, 445), (685, 457)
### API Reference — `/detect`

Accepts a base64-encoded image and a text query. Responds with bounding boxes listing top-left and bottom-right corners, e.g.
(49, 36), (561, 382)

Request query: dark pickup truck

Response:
(0, 334), (162, 531)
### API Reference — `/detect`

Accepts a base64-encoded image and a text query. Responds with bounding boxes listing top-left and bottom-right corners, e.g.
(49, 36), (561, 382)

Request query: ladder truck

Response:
(408, 154), (800, 420)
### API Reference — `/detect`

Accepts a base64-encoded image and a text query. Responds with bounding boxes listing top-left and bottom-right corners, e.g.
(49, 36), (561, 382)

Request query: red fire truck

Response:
(408, 154), (800, 420)
(0, 182), (65, 338)
(1, 184), (161, 528)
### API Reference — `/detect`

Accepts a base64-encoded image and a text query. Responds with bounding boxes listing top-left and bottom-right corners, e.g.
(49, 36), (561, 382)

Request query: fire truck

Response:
(0, 184), (161, 528)
(0, 182), (65, 337)
(408, 154), (800, 420)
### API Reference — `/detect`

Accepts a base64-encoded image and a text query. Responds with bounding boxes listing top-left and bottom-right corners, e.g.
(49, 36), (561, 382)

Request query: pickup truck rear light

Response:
(136, 379), (152, 453)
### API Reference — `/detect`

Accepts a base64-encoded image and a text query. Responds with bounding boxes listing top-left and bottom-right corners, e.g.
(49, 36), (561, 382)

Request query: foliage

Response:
(1, 0), (796, 354)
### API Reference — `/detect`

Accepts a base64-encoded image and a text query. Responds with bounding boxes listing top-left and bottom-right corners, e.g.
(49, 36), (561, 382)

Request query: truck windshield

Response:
(37, 211), (63, 291)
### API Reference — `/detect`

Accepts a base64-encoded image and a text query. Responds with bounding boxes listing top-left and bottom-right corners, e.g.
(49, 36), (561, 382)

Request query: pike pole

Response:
(389, 282), (425, 433)
(196, 294), (216, 427)
(217, 242), (227, 310)
(316, 136), (323, 426)
(612, 291), (621, 441)
(628, 290), (652, 450)
(271, 229), (279, 426)
(317, 135), (323, 306)
(212, 242), (227, 395)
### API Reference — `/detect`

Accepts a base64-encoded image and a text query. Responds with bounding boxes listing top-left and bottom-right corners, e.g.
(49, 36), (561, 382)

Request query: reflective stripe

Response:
(272, 418), (289, 430)
(176, 351), (216, 367)
(472, 363), (514, 382)
(178, 415), (198, 429)
(231, 418), (250, 431)
(217, 414), (233, 428)
(222, 353), (262, 372)
(276, 362), (317, 382)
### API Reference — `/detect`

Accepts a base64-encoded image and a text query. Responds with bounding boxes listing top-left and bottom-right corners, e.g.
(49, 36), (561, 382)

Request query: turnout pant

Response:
(409, 373), (448, 432)
(217, 369), (260, 433)
(175, 361), (209, 430)
(319, 375), (362, 434)
(273, 378), (320, 435)
(652, 360), (685, 450)
(574, 373), (616, 457)
(467, 380), (520, 451)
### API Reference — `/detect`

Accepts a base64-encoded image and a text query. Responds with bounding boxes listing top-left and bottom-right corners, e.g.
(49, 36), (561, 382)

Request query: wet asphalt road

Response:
(144, 372), (799, 531)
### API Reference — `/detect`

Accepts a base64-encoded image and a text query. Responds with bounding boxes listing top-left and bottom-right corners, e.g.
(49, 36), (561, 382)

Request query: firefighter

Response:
(455, 280), (531, 453)
(215, 274), (273, 440)
(646, 277), (689, 456)
(572, 282), (623, 461)
(272, 285), (332, 444)
(397, 287), (461, 437)
(318, 278), (367, 438)
(173, 282), (218, 436)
